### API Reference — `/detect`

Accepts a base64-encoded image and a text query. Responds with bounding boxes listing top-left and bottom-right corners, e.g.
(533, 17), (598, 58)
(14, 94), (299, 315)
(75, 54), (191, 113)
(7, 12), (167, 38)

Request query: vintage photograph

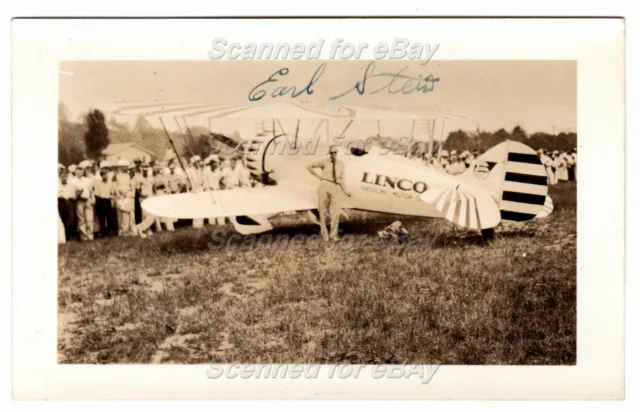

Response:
(56, 60), (577, 365)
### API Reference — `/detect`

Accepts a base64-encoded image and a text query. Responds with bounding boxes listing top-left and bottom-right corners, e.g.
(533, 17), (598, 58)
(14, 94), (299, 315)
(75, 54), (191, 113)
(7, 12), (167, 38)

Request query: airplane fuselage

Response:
(262, 138), (463, 218)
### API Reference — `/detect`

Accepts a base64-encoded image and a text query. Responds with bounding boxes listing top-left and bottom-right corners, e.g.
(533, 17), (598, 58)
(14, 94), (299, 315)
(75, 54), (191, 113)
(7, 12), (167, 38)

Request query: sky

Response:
(59, 60), (576, 141)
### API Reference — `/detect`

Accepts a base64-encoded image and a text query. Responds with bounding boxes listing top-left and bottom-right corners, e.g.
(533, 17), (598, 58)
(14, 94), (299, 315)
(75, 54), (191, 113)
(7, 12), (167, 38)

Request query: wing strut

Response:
(159, 117), (193, 190)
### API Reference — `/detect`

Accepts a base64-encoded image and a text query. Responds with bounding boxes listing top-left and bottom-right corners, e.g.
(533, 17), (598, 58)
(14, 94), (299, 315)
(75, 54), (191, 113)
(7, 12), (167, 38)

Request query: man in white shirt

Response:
(94, 168), (115, 237)
(151, 163), (175, 232)
(58, 170), (78, 241)
(306, 146), (352, 241)
(135, 164), (161, 238)
(220, 159), (238, 189)
(446, 151), (466, 175)
(74, 161), (95, 241)
(203, 156), (225, 226)
(233, 157), (252, 188)
(115, 159), (136, 236)
(201, 156), (225, 225)
(165, 162), (186, 194)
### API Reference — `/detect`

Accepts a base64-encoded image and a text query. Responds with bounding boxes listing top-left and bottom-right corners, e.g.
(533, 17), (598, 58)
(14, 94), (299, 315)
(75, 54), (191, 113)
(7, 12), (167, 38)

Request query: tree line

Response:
(59, 103), (578, 166)
(439, 125), (577, 154)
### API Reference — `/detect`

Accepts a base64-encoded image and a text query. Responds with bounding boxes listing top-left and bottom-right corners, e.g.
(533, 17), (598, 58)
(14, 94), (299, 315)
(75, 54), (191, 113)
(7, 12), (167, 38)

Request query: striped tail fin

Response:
(462, 140), (549, 223)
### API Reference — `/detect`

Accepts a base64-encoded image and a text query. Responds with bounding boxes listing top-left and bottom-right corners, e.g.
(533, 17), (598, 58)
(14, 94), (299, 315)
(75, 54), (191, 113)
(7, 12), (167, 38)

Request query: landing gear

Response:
(481, 228), (495, 241)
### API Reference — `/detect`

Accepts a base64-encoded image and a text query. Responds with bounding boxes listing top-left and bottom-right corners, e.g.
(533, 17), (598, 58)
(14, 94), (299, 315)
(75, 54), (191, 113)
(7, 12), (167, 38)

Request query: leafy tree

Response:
(443, 129), (470, 152)
(58, 102), (85, 165)
(83, 109), (110, 160)
(59, 121), (86, 166)
(511, 125), (527, 142)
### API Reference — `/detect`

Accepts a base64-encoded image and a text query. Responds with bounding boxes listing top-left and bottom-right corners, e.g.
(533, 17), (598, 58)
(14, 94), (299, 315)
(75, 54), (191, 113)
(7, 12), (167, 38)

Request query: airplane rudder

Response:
(499, 141), (549, 222)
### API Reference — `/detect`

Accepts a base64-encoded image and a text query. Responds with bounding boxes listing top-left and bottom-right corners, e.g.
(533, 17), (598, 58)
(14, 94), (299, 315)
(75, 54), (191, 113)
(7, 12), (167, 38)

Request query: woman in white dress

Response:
(555, 152), (569, 182)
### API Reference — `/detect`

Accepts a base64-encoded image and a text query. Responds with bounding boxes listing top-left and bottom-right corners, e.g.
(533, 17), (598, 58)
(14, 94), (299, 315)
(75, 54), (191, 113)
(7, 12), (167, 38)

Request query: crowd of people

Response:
(415, 147), (578, 184)
(58, 146), (577, 244)
(57, 154), (254, 244)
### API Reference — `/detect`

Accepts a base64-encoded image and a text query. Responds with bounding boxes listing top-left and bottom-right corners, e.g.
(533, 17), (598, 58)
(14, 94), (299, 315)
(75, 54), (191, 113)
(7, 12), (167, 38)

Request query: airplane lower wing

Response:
(141, 180), (318, 220)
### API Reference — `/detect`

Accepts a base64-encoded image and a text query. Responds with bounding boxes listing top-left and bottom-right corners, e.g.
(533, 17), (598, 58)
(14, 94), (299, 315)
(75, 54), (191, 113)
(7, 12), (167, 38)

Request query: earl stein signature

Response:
(248, 62), (440, 102)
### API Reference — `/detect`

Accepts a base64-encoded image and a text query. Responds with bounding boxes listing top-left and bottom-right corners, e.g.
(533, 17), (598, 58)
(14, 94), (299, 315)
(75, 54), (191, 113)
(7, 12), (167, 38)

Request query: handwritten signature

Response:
(247, 62), (439, 102)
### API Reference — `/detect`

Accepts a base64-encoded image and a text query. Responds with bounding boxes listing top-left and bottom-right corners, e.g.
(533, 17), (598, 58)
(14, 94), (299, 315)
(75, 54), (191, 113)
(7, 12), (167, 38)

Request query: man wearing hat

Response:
(233, 156), (252, 188)
(73, 160), (95, 241)
(220, 157), (238, 190)
(149, 162), (175, 232)
(548, 150), (560, 185)
(446, 150), (466, 175)
(58, 168), (78, 241)
(306, 146), (352, 242)
(101, 161), (119, 236)
(203, 156), (225, 226)
(94, 165), (116, 238)
(438, 150), (449, 171)
(115, 159), (136, 235)
(134, 163), (159, 238)
(186, 155), (204, 191)
(461, 150), (474, 168)
(132, 158), (144, 225)
(187, 155), (208, 228)
(165, 161), (186, 195)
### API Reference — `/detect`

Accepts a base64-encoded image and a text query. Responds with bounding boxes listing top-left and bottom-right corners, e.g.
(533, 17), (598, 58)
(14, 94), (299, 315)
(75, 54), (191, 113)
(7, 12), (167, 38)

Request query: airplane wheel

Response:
(481, 228), (495, 241)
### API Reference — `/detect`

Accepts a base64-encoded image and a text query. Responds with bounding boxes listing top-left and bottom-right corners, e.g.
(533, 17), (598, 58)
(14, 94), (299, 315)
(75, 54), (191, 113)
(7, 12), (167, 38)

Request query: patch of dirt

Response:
(219, 282), (243, 300)
(58, 311), (80, 363)
(151, 333), (200, 364)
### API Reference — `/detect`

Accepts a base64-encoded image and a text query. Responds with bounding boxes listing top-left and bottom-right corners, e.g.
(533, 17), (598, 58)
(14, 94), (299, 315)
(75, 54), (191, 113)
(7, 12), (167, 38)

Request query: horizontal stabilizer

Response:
(421, 186), (501, 230)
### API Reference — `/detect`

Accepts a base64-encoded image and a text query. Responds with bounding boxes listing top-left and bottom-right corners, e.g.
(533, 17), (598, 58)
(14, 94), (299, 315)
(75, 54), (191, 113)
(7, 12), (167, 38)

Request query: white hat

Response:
(190, 155), (201, 164)
(440, 150), (449, 157)
(460, 150), (470, 158)
(116, 159), (129, 167)
(210, 154), (220, 162)
(58, 163), (65, 170)
(68, 164), (77, 172)
(450, 150), (458, 156)
(99, 160), (111, 168)
(78, 160), (91, 168)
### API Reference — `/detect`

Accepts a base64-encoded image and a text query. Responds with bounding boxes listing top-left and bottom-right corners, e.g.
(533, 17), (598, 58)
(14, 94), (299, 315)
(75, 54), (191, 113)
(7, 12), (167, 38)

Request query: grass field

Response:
(58, 181), (576, 365)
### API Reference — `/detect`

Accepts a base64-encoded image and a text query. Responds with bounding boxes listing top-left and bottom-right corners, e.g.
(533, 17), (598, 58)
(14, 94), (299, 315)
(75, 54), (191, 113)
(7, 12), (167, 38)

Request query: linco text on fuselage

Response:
(360, 172), (428, 194)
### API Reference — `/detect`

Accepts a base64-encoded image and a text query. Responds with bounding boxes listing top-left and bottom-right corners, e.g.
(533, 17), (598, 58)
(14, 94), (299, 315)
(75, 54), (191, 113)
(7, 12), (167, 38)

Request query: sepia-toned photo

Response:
(56, 59), (577, 366)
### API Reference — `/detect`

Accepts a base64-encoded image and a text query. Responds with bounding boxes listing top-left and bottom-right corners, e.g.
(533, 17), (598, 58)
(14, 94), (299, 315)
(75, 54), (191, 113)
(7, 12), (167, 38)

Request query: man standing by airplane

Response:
(306, 146), (352, 242)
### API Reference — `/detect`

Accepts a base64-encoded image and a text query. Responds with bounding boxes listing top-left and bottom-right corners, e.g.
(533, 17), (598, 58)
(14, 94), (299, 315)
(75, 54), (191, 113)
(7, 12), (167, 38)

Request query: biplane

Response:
(101, 101), (552, 238)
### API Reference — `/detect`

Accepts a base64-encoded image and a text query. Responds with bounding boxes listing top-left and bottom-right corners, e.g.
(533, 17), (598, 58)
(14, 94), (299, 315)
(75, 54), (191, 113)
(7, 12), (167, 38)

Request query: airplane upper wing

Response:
(141, 180), (318, 220)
